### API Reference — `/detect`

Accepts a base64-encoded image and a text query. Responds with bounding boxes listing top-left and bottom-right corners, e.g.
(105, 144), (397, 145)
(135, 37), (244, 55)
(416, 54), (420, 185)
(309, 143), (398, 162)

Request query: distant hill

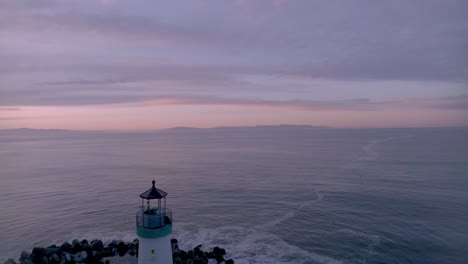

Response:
(159, 126), (203, 133)
(161, 124), (329, 132)
(2, 125), (465, 137)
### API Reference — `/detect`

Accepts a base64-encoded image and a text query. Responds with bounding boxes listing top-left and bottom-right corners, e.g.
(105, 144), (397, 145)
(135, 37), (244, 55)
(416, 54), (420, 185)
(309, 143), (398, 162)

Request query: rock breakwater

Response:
(4, 238), (234, 264)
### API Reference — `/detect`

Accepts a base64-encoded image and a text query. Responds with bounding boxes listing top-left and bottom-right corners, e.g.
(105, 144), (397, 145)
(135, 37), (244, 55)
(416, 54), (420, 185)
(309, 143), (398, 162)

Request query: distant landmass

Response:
(1, 125), (330, 134)
(1, 125), (467, 136)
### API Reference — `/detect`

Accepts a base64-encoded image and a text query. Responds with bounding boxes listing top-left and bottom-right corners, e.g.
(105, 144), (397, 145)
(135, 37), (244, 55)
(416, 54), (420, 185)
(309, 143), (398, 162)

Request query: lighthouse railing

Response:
(136, 206), (172, 230)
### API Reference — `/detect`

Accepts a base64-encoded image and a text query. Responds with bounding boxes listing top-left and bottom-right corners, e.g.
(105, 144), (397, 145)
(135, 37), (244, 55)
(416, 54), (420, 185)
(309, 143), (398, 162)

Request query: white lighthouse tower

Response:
(136, 180), (173, 264)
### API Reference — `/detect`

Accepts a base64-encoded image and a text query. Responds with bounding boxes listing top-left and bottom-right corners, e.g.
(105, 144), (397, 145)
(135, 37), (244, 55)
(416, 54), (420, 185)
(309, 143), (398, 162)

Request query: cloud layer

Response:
(1, 0), (467, 128)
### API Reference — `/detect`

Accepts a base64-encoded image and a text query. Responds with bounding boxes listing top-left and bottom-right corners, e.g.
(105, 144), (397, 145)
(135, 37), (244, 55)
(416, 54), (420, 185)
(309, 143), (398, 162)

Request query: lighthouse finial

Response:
(152, 179), (156, 188)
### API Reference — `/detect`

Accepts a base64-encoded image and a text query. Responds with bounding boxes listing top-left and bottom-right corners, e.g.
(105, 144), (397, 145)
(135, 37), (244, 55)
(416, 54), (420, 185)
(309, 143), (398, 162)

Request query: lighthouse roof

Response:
(140, 180), (167, 199)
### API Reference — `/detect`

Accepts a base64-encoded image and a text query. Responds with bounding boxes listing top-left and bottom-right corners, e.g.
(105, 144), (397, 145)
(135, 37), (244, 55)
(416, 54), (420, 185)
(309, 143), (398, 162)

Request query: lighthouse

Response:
(136, 180), (173, 264)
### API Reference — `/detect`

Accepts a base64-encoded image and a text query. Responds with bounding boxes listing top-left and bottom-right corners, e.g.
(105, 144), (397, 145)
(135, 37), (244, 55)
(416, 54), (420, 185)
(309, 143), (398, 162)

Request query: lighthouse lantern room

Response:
(136, 180), (173, 264)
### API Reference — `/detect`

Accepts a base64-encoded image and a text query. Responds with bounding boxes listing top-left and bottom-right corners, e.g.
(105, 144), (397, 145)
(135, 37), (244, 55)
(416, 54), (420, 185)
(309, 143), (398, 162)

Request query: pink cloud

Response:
(139, 94), (468, 112)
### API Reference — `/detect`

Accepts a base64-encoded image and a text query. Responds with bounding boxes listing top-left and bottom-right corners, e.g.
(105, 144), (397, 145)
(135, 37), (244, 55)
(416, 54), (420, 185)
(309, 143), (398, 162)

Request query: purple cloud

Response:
(142, 93), (468, 111)
(0, 0), (467, 109)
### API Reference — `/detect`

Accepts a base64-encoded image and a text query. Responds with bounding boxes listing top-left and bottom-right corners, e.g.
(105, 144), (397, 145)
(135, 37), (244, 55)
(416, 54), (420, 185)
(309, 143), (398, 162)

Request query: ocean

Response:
(0, 126), (467, 263)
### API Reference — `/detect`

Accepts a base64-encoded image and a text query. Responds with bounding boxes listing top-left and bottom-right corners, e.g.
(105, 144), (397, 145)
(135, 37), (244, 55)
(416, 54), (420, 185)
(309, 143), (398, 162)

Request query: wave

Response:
(274, 189), (324, 209)
(343, 134), (416, 169)
(58, 224), (340, 264)
(359, 137), (394, 161)
(335, 228), (380, 262)
(174, 225), (342, 264)
(255, 210), (296, 229)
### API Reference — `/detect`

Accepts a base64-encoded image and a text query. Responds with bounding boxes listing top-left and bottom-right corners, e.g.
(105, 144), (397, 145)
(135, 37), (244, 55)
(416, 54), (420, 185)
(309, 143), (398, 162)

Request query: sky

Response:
(0, 0), (467, 130)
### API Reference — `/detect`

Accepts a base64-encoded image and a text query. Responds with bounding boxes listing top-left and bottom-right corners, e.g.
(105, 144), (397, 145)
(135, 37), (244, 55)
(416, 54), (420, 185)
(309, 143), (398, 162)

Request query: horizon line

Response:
(2, 124), (468, 133)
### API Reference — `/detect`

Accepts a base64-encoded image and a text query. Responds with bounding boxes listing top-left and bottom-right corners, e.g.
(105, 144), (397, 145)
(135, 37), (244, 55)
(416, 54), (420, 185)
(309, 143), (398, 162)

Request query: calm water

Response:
(1, 126), (467, 263)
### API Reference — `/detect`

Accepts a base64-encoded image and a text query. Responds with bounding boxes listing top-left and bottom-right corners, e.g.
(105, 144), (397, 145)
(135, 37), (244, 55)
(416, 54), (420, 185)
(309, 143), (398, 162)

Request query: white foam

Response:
(336, 228), (380, 244)
(53, 223), (340, 264)
(275, 189), (324, 210)
(359, 137), (393, 161)
(255, 210), (295, 229)
(174, 225), (342, 264)
(335, 228), (380, 260)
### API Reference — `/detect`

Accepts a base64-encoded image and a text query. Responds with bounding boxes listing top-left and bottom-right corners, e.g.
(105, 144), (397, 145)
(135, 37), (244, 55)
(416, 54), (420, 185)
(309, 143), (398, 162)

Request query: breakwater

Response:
(3, 239), (234, 264)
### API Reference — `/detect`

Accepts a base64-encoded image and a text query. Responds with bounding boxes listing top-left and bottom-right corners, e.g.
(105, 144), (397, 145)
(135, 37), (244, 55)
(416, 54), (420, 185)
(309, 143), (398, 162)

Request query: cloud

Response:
(0, 108), (21, 111)
(423, 94), (468, 110)
(141, 93), (468, 111)
(1, 0), (467, 81)
(0, 0), (467, 110)
(0, 117), (31, 120)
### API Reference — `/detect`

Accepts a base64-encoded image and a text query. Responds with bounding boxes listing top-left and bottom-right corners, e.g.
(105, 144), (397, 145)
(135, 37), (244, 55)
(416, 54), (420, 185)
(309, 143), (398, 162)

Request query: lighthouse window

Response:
(151, 249), (155, 258)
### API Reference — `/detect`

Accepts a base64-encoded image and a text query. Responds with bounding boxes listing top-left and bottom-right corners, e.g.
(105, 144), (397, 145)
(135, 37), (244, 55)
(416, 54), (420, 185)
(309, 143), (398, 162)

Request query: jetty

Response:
(4, 181), (234, 264)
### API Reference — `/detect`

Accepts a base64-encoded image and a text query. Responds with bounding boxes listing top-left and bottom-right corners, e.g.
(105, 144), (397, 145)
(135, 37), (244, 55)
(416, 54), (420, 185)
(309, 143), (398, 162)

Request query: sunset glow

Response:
(1, 1), (467, 130)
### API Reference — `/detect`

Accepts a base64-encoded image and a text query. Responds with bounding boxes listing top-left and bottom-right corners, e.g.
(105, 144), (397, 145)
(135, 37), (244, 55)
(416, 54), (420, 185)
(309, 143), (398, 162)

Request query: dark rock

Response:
(215, 254), (224, 264)
(173, 257), (182, 264)
(71, 239), (83, 254)
(210, 246), (226, 264)
(71, 239), (80, 247)
(81, 240), (91, 252)
(20, 251), (29, 261)
(40, 256), (48, 264)
(217, 258), (225, 263)
(108, 240), (119, 248)
(60, 242), (72, 253)
(172, 244), (180, 254)
(128, 248), (136, 256)
(17, 238), (231, 264)
(32, 247), (45, 258)
(20, 259), (32, 264)
(91, 240), (103, 251)
(117, 241), (128, 256)
(64, 253), (72, 262)
(132, 239), (139, 257)
(30, 248), (44, 263)
(104, 260), (109, 264)
(49, 254), (60, 264)
(128, 243), (136, 251)
(179, 250), (188, 261)
(212, 246), (224, 256)
(73, 251), (87, 263)
(44, 247), (60, 257)
(194, 245), (205, 259)
(100, 247), (113, 257)
(195, 252), (205, 260)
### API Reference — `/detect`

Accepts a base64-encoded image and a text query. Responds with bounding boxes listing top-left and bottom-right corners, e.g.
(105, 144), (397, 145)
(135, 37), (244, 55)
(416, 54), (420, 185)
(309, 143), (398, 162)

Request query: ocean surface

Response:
(0, 126), (467, 263)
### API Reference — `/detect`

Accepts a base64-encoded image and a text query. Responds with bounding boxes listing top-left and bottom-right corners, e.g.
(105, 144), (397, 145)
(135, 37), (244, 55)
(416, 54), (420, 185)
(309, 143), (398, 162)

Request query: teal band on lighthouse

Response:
(137, 180), (173, 264)
(137, 221), (173, 238)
